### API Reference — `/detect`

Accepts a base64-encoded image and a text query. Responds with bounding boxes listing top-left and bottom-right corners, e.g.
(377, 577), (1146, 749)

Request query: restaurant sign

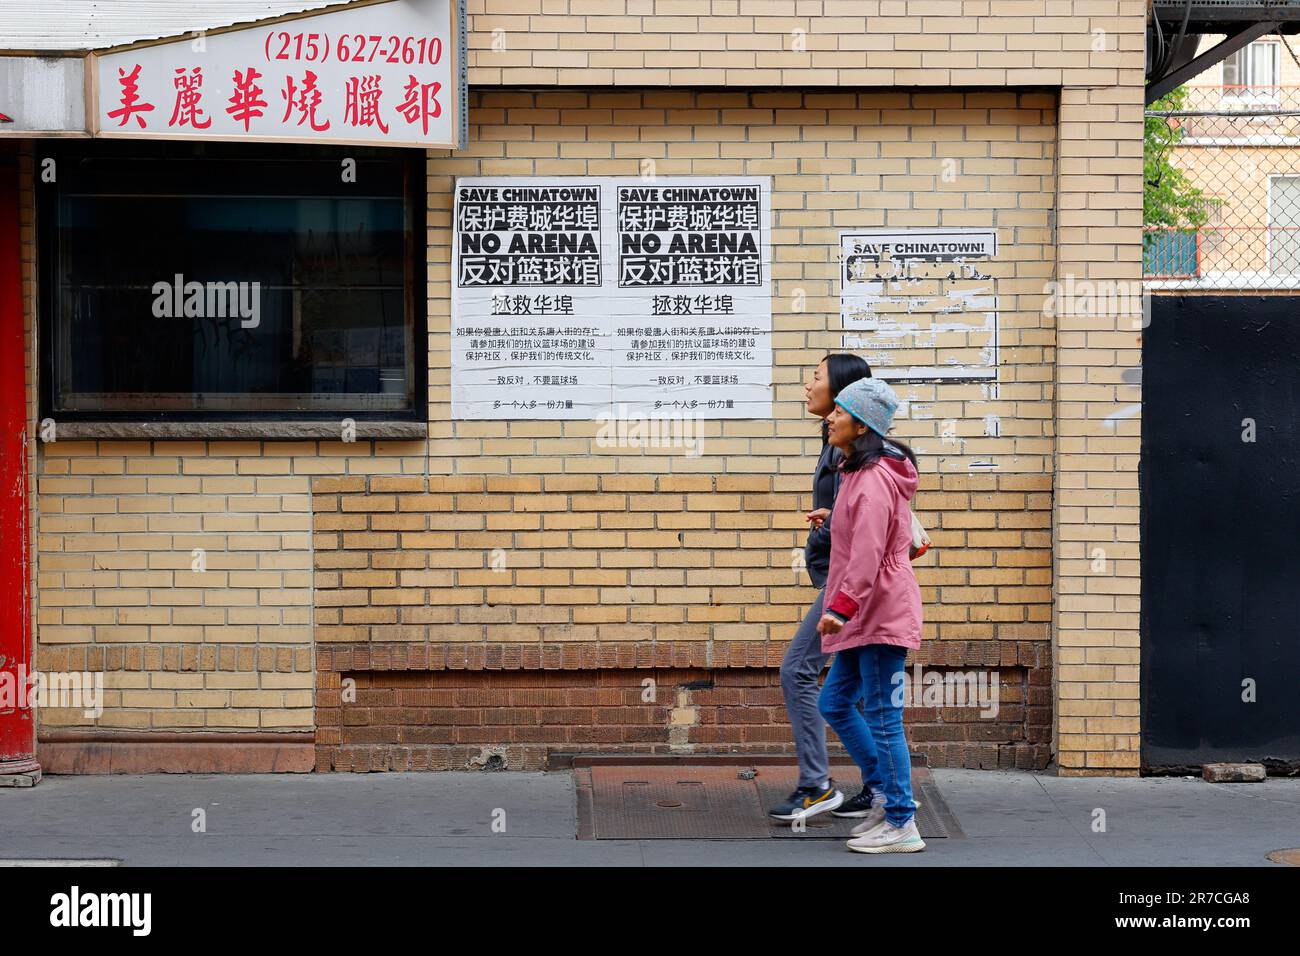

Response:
(89, 0), (464, 149)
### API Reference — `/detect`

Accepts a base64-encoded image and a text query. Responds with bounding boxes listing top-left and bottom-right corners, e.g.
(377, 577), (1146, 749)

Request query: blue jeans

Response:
(817, 644), (915, 828)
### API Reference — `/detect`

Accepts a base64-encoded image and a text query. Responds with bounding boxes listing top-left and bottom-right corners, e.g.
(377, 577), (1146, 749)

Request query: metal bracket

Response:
(1147, 20), (1282, 104)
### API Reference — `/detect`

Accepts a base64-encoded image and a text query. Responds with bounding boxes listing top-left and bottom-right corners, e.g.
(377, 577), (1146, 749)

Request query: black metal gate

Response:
(1141, 295), (1300, 770)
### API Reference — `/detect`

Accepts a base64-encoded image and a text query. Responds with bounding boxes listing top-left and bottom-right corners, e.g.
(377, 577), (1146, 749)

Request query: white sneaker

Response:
(849, 795), (922, 836)
(846, 817), (926, 854)
(849, 793), (887, 835)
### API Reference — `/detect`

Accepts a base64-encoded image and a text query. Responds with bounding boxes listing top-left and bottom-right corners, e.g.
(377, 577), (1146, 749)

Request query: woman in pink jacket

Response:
(816, 377), (925, 854)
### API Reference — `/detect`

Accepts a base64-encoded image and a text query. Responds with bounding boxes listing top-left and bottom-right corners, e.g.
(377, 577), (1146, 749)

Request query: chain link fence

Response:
(1146, 81), (1300, 290)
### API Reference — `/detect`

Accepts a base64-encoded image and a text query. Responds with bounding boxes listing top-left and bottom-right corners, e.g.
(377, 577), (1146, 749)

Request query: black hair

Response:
(818, 353), (872, 445)
(841, 427), (918, 473)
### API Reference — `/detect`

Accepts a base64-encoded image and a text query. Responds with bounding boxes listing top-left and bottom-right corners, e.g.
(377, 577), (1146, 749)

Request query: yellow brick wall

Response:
(36, 443), (309, 730)
(412, 87), (1059, 647)
(1053, 86), (1143, 774)
(33, 89), (1067, 737)
(23, 2), (1148, 773)
(465, 0), (1142, 88)
(34, 440), (425, 732)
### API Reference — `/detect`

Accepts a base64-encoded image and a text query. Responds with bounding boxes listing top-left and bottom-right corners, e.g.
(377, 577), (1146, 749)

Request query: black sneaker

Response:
(768, 781), (844, 821)
(831, 786), (878, 818)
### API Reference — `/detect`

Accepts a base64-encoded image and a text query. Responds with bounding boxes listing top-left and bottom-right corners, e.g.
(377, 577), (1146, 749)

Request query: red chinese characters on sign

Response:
(106, 64), (155, 129)
(282, 70), (330, 131)
(226, 67), (268, 132)
(396, 76), (441, 135)
(343, 75), (389, 134)
(169, 67), (212, 129)
(104, 61), (448, 141)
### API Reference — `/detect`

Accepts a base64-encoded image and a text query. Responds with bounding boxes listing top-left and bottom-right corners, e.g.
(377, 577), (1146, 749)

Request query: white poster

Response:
(839, 229), (999, 382)
(92, 0), (460, 148)
(452, 176), (773, 419)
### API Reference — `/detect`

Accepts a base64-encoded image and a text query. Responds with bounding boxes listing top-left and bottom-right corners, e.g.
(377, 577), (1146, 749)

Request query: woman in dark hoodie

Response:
(768, 353), (872, 823)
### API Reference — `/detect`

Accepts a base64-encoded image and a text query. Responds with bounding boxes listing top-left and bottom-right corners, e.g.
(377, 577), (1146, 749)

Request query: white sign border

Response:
(450, 174), (775, 421)
(839, 227), (1001, 385)
(84, 0), (463, 151)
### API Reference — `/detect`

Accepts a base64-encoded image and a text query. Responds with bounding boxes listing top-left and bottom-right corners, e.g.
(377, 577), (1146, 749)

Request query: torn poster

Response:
(452, 176), (772, 420)
(839, 229), (999, 382)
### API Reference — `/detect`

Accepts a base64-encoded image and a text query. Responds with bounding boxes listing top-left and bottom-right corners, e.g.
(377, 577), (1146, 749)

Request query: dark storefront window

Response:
(39, 140), (423, 420)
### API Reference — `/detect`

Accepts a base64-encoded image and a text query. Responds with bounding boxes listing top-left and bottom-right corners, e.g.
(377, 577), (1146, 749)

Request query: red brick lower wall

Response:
(314, 642), (1052, 772)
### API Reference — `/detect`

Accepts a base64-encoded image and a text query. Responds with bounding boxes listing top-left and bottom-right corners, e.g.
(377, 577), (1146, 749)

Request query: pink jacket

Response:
(820, 450), (923, 653)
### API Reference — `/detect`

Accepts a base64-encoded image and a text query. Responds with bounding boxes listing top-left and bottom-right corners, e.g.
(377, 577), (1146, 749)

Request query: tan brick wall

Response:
(423, 88), (1060, 638)
(36, 442), (314, 730)
(33, 439), (424, 733)
(465, 0), (1143, 89)
(1052, 85), (1143, 774)
(21, 2), (1149, 773)
(312, 87), (1061, 768)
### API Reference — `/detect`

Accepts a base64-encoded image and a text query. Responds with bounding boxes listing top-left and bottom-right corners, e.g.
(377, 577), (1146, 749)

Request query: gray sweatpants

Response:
(780, 590), (832, 789)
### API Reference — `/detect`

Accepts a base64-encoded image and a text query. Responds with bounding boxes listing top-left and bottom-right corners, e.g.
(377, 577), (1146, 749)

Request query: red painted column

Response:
(0, 143), (38, 778)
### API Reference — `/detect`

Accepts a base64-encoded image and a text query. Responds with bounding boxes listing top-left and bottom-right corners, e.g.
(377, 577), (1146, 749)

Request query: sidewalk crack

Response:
(1033, 775), (1109, 865)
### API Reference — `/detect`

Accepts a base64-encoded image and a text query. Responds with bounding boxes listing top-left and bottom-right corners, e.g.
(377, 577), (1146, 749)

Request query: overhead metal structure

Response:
(1147, 1), (1300, 103)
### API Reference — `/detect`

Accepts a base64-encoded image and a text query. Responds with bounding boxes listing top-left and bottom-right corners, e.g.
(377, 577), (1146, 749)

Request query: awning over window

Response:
(0, 0), (361, 52)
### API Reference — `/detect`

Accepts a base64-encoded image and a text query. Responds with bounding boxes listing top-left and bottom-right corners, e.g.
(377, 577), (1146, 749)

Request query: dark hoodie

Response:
(803, 439), (843, 589)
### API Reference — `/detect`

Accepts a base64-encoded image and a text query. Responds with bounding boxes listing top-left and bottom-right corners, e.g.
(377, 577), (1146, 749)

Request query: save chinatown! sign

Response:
(89, 0), (462, 149)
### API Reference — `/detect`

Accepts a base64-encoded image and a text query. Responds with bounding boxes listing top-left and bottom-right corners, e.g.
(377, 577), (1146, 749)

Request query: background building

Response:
(1148, 32), (1300, 287)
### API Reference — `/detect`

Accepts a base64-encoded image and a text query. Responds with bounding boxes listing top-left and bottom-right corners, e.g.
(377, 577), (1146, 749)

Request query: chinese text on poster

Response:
(453, 176), (773, 419)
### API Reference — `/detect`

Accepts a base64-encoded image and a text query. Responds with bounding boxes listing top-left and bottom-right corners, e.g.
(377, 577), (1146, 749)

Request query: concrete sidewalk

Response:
(1, 769), (1297, 866)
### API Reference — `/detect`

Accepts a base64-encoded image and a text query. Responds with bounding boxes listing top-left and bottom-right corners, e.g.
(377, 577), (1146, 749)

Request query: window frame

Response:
(1267, 173), (1300, 274)
(36, 139), (427, 428)
(1221, 39), (1282, 106)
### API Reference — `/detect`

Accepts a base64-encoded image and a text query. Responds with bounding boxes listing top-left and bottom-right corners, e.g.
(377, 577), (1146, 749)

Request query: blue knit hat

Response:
(834, 377), (899, 438)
